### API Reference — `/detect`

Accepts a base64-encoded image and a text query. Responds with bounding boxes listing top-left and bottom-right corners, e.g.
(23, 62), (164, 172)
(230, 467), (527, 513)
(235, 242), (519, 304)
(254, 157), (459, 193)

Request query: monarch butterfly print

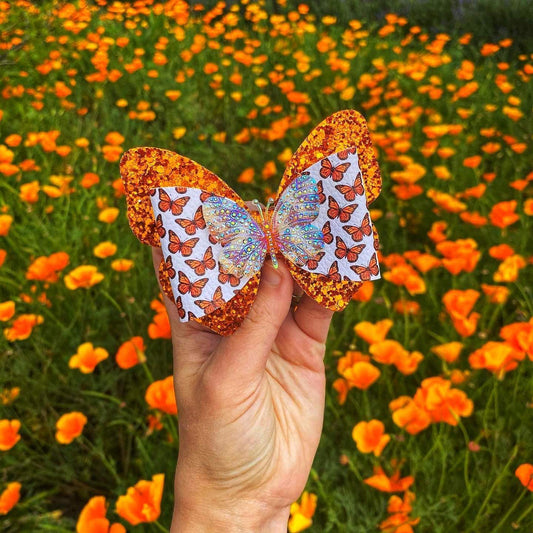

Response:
(195, 286), (225, 314)
(155, 214), (166, 238)
(319, 158), (351, 182)
(351, 252), (379, 281)
(162, 255), (176, 279)
(322, 221), (333, 244)
(335, 237), (366, 263)
(175, 206), (206, 235)
(325, 260), (341, 282)
(306, 251), (326, 270)
(177, 271), (208, 297)
(327, 196), (357, 223)
(218, 269), (241, 287)
(337, 146), (357, 160)
(317, 181), (326, 204)
(185, 247), (216, 276)
(200, 191), (213, 202)
(168, 230), (199, 256)
(187, 311), (197, 321)
(343, 213), (372, 242)
(175, 296), (185, 319)
(158, 189), (190, 215)
(335, 174), (364, 201)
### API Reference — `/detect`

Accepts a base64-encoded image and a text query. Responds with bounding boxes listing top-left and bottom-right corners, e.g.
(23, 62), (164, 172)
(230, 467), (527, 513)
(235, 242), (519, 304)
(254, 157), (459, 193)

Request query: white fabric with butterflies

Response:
(150, 148), (380, 322)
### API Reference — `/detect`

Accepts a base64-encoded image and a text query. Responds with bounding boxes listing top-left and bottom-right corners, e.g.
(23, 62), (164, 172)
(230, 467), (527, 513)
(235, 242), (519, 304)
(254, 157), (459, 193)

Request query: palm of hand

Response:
(153, 248), (333, 529)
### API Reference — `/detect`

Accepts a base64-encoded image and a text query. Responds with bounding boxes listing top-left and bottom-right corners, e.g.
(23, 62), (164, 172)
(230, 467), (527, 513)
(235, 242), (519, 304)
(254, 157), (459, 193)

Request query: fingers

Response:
(292, 294), (334, 345)
(209, 260), (293, 381)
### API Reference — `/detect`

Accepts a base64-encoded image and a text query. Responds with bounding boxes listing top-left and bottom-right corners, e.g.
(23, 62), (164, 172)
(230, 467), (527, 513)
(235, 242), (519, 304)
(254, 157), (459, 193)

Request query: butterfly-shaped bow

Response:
(120, 109), (382, 335)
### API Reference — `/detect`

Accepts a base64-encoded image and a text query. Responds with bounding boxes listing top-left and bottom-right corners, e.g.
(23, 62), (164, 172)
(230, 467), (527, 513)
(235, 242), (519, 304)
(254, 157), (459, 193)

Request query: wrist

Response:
(171, 496), (290, 533)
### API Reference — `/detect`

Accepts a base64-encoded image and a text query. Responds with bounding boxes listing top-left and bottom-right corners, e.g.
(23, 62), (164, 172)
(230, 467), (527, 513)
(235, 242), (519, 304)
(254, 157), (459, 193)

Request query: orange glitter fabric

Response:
(120, 109), (382, 335)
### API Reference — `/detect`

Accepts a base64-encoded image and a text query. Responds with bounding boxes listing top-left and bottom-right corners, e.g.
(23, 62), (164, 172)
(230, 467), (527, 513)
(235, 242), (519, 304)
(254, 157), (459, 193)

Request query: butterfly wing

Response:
(121, 147), (262, 333)
(202, 195), (268, 278)
(272, 173), (324, 266)
(273, 110), (381, 309)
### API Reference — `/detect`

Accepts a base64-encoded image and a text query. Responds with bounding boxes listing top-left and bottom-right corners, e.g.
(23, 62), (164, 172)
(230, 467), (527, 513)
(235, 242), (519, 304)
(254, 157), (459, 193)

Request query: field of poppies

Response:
(1, 0), (532, 531)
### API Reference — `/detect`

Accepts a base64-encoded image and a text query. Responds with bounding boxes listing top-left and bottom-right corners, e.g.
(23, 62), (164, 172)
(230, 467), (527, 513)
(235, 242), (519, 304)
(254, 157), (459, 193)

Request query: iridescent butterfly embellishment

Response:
(202, 173), (324, 278)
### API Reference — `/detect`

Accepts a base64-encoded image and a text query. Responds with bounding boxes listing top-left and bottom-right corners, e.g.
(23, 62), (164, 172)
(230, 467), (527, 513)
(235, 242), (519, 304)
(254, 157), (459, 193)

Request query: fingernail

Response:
(263, 261), (281, 286)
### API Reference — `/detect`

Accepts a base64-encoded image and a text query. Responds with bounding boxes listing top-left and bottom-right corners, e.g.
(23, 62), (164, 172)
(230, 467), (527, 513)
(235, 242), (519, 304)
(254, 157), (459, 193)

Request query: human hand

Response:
(151, 247), (333, 532)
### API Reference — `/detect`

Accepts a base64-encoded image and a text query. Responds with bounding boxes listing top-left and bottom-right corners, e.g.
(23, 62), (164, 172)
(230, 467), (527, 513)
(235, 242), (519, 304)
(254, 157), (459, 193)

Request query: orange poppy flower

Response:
(364, 466), (414, 493)
(69, 342), (109, 373)
(148, 299), (171, 339)
(98, 207), (119, 224)
(393, 299), (420, 315)
(481, 284), (510, 304)
(489, 244), (515, 260)
(515, 464), (533, 491)
(383, 264), (426, 294)
(442, 289), (479, 320)
(145, 376), (177, 415)
(111, 259), (134, 272)
(404, 251), (441, 273)
(463, 155), (482, 168)
(4, 314), (44, 341)
(55, 412), (87, 444)
(0, 301), (15, 322)
(116, 336), (146, 369)
(288, 491), (317, 533)
(0, 249), (6, 268)
(352, 419), (390, 456)
(436, 239), (480, 274)
(104, 132), (125, 146)
(489, 200), (519, 228)
(0, 419), (21, 451)
(431, 342), (463, 363)
(469, 341), (525, 379)
(332, 378), (350, 405)
(493, 254), (526, 283)
(19, 181), (40, 203)
(115, 473), (164, 525)
(26, 252), (69, 282)
(342, 360), (381, 390)
(389, 396), (431, 435)
(352, 281), (374, 302)
(500, 319), (533, 359)
(0, 387), (20, 406)
(0, 482), (21, 515)
(64, 265), (104, 290)
(427, 220), (447, 243)
(76, 496), (126, 533)
(80, 172), (100, 188)
(414, 377), (473, 425)
(94, 241), (117, 258)
(354, 319), (393, 345)
(0, 214), (12, 236)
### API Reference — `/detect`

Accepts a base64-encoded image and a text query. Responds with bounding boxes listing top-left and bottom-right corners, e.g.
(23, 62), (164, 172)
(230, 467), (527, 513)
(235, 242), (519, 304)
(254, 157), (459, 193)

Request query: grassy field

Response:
(0, 0), (532, 531)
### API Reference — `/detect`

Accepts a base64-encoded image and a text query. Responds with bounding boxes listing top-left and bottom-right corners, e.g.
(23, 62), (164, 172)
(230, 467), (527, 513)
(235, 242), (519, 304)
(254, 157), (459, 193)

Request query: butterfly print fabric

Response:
(150, 148), (380, 322)
(121, 109), (383, 335)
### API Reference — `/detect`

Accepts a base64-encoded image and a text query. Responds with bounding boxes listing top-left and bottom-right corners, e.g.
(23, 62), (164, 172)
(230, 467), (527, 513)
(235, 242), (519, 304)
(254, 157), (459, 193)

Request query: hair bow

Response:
(120, 109), (382, 335)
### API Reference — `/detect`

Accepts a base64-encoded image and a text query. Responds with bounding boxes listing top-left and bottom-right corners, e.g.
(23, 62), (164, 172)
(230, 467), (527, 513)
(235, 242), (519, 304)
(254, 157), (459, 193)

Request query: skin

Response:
(151, 247), (333, 532)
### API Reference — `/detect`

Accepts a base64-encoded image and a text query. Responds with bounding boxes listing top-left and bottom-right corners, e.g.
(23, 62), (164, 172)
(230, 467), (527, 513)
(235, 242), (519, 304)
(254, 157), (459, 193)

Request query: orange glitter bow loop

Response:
(120, 109), (382, 335)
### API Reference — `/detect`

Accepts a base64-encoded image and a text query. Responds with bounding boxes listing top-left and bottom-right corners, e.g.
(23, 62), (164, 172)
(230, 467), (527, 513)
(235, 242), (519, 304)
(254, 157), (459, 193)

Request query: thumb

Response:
(207, 259), (293, 383)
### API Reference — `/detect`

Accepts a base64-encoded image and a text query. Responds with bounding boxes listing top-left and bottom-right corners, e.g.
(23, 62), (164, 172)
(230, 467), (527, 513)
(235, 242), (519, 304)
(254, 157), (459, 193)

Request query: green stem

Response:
(80, 436), (122, 485)
(492, 487), (528, 532)
(153, 519), (169, 532)
(469, 445), (519, 532)
(515, 501), (533, 527)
